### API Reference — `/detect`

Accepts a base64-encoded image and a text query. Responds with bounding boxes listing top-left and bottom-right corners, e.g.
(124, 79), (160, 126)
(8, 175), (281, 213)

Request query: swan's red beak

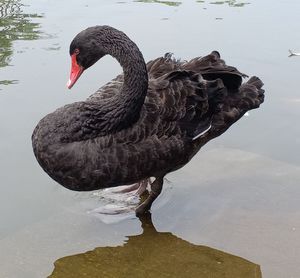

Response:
(67, 53), (84, 89)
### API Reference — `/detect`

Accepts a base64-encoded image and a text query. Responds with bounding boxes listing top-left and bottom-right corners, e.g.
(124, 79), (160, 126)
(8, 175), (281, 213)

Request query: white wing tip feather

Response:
(192, 124), (212, 141)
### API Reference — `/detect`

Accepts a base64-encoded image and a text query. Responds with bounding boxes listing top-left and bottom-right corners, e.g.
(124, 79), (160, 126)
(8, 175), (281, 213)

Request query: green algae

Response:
(134, 0), (182, 7)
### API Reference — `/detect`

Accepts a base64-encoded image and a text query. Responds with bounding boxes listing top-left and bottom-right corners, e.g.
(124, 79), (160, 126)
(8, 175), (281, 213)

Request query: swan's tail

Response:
(238, 76), (265, 110)
(214, 75), (264, 129)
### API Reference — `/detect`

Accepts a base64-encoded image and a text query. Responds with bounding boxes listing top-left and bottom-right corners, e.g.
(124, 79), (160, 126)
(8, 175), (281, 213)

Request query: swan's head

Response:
(67, 27), (108, 89)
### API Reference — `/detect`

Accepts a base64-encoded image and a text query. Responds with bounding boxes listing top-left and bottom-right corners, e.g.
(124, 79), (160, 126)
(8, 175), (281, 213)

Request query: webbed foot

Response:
(115, 178), (150, 196)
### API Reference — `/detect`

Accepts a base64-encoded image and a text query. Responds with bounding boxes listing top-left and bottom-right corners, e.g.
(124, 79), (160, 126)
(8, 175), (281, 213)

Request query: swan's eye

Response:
(74, 48), (80, 55)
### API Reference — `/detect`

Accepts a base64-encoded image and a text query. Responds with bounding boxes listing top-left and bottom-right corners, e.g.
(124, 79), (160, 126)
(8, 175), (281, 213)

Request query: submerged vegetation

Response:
(209, 0), (250, 7)
(0, 0), (42, 88)
(135, 0), (250, 7)
(134, 0), (182, 6)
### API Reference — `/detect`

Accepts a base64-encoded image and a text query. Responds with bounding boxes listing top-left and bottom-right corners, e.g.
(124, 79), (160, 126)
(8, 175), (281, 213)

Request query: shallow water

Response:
(1, 0), (300, 277)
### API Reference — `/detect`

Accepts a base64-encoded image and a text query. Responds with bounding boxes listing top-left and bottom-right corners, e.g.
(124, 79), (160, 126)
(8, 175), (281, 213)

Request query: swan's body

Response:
(32, 26), (264, 215)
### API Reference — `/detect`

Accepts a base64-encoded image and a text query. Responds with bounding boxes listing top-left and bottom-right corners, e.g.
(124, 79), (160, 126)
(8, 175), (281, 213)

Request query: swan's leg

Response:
(135, 176), (164, 216)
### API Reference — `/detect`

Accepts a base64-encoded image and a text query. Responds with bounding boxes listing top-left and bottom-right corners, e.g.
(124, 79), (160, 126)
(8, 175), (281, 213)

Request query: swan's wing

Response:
(144, 51), (254, 141)
(147, 51), (246, 88)
(147, 69), (225, 141)
(182, 51), (247, 89)
(146, 53), (182, 79)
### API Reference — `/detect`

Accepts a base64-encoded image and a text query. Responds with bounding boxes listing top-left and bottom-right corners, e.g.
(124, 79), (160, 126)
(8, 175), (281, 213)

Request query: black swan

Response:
(32, 25), (264, 216)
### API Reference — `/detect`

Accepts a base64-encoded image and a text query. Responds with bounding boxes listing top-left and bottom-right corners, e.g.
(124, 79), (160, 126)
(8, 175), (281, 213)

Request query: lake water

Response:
(1, 0), (300, 277)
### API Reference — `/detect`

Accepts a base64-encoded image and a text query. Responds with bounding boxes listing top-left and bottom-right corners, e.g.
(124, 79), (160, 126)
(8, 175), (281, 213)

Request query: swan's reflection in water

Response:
(49, 213), (261, 278)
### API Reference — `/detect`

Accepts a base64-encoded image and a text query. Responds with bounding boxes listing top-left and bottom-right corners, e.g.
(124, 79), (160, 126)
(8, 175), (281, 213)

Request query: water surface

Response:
(1, 0), (300, 277)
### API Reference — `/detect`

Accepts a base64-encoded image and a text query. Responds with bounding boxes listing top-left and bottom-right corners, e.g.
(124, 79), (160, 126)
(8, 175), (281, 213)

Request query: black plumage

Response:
(32, 26), (264, 215)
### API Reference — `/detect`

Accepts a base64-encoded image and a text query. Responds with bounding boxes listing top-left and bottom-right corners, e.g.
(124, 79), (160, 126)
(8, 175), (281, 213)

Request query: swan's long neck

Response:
(96, 28), (148, 130)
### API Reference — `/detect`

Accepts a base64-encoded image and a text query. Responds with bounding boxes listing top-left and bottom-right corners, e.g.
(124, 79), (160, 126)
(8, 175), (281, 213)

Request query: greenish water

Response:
(1, 0), (300, 277)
